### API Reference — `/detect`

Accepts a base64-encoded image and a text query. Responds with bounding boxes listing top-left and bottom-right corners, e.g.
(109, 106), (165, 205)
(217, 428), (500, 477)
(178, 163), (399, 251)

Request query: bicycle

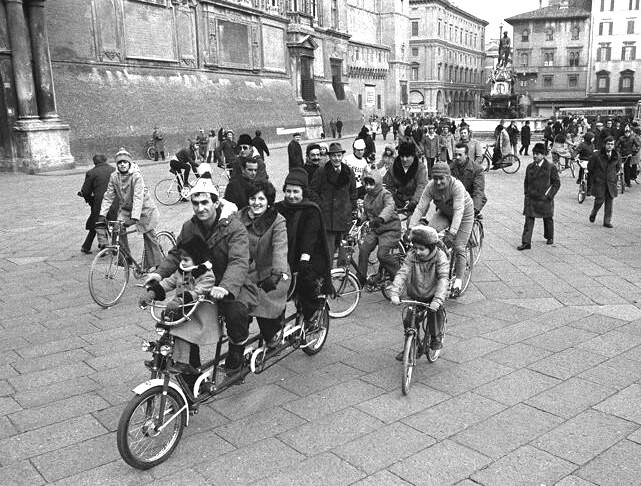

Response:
(480, 145), (520, 174)
(144, 139), (157, 161)
(469, 213), (484, 266)
(89, 221), (176, 308)
(154, 162), (229, 206)
(399, 300), (447, 395)
(577, 160), (589, 204)
(552, 150), (577, 178)
(117, 277), (330, 469)
(616, 166), (626, 195)
(621, 154), (636, 190)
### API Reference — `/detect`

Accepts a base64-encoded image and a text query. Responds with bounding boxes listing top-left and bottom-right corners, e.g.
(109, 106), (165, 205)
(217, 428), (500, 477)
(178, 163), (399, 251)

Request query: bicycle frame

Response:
(105, 221), (145, 276)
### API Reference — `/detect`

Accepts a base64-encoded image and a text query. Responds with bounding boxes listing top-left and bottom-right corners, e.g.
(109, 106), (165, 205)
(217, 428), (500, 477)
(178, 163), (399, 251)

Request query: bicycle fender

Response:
(132, 379), (190, 426)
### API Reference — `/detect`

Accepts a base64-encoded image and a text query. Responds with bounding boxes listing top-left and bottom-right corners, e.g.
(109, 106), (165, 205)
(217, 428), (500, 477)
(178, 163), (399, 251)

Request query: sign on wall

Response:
(124, 1), (176, 61)
(262, 24), (286, 72)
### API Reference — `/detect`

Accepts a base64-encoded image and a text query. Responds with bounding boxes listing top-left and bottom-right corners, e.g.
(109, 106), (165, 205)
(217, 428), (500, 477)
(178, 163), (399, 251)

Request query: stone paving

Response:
(2, 136), (641, 484)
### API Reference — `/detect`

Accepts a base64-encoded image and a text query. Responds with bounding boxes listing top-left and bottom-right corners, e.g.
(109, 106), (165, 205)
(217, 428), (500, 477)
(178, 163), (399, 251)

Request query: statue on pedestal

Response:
(498, 31), (511, 68)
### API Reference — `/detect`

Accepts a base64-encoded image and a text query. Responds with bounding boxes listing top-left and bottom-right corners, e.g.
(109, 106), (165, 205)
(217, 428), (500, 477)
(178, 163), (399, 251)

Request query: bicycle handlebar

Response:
(399, 300), (438, 311)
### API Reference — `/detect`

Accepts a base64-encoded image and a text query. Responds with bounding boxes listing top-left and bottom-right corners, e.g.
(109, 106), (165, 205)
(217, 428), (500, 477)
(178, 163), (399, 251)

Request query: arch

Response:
(436, 90), (444, 114)
(409, 90), (424, 105)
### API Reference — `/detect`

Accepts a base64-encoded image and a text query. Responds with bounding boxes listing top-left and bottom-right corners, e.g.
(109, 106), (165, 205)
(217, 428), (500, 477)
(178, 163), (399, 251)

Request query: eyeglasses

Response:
(239, 145), (251, 151)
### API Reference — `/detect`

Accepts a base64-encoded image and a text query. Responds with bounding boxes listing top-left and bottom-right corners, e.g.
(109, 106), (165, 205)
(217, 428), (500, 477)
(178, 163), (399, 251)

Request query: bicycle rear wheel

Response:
(578, 180), (586, 204)
(402, 333), (417, 395)
(470, 219), (484, 266)
(501, 154), (520, 174)
(328, 268), (361, 318)
(302, 302), (330, 356)
(146, 146), (157, 161)
(460, 245), (474, 295)
(89, 247), (130, 308)
(480, 155), (491, 172)
(157, 231), (176, 258)
(155, 178), (182, 206)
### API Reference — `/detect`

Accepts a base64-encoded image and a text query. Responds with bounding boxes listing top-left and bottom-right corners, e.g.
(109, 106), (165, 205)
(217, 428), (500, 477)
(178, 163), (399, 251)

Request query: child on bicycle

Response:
(357, 167), (402, 286)
(389, 226), (449, 360)
(139, 234), (216, 379)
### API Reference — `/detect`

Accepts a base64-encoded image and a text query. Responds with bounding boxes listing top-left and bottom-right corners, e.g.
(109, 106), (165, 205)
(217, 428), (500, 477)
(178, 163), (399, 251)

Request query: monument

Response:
(481, 30), (521, 119)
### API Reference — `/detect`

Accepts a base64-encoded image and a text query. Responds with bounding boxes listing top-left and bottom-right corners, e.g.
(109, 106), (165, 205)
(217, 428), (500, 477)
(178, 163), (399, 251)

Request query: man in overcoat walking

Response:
(517, 143), (561, 250)
(588, 136), (620, 228)
(287, 133), (304, 170)
(79, 154), (117, 253)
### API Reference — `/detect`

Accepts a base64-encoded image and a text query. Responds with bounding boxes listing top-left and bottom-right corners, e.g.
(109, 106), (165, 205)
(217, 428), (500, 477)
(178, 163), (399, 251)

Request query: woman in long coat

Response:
(238, 180), (290, 344)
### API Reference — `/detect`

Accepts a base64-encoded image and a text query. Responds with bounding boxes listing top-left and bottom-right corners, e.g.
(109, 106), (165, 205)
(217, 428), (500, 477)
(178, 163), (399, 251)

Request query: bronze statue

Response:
(498, 31), (511, 67)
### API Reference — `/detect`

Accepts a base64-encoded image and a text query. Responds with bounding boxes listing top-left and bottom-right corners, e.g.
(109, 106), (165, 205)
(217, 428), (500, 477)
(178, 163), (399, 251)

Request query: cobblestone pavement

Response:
(2, 136), (641, 485)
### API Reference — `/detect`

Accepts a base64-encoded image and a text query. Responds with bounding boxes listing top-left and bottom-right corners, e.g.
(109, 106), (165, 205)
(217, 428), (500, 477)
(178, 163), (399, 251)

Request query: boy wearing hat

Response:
(518, 142), (560, 249)
(389, 225), (449, 358)
(100, 148), (162, 271)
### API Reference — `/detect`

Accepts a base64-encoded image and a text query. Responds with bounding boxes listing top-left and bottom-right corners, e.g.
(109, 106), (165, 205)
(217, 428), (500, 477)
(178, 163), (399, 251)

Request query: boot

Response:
(224, 343), (245, 372)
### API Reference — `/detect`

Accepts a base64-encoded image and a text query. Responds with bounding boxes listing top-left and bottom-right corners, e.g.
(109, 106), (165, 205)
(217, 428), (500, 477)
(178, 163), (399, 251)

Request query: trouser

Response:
(591, 193), (613, 225)
(154, 150), (165, 161)
(521, 216), (553, 244)
(120, 228), (163, 270)
(170, 159), (191, 186)
(219, 300), (250, 369)
(337, 130), (342, 138)
(357, 229), (402, 279)
(382, 132), (388, 140)
(623, 157), (635, 185)
(403, 302), (445, 340)
(82, 229), (96, 251)
(296, 268), (323, 320)
(519, 144), (529, 155)
(257, 314), (284, 342)
(326, 231), (344, 261)
(429, 210), (474, 281)
(331, 128), (336, 138)
(426, 157), (435, 178)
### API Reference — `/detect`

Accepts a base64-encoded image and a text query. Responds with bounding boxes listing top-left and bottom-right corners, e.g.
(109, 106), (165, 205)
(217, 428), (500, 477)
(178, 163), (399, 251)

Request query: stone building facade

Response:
(0, 0), (413, 170)
(506, 0), (592, 118)
(407, 0), (488, 118)
(586, 0), (641, 106)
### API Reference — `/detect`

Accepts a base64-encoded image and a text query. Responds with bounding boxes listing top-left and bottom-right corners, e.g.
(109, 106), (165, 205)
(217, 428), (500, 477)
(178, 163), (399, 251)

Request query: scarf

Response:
(391, 156), (419, 185)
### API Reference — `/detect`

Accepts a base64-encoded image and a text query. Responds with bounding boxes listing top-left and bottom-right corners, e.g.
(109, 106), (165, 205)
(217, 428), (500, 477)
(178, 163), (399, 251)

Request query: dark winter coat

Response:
(522, 158), (560, 219)
(449, 157), (487, 213)
(288, 139), (304, 170)
(382, 156), (428, 208)
(238, 207), (289, 319)
(156, 210), (257, 311)
(587, 148), (620, 200)
(223, 173), (255, 209)
(309, 161), (357, 232)
(252, 135), (270, 159)
(521, 125), (531, 145)
(80, 161), (117, 230)
(362, 169), (401, 234)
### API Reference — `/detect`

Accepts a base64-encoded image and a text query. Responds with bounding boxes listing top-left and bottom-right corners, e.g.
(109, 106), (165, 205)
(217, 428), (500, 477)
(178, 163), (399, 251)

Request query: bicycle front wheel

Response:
(302, 302), (330, 356)
(402, 333), (417, 395)
(328, 268), (361, 318)
(460, 245), (474, 295)
(569, 159), (576, 178)
(146, 146), (157, 160)
(157, 231), (176, 258)
(501, 154), (521, 174)
(578, 180), (586, 204)
(480, 155), (491, 172)
(89, 247), (129, 308)
(117, 386), (187, 470)
(154, 178), (182, 206)
(470, 219), (484, 266)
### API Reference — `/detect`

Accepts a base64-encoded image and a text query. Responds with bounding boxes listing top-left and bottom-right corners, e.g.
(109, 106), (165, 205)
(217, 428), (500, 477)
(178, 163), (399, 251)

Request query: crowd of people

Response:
(78, 111), (641, 384)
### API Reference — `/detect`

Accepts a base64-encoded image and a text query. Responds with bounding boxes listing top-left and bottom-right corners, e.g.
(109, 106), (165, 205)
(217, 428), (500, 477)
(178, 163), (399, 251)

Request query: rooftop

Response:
(505, 0), (591, 23)
(410, 0), (489, 26)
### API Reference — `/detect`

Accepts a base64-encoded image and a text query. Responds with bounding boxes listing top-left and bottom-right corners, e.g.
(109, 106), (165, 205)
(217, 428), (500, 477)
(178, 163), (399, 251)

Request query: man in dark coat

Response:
(517, 143), (561, 250)
(519, 120), (531, 156)
(309, 142), (357, 258)
(224, 157), (260, 209)
(252, 130), (270, 159)
(287, 132), (304, 170)
(336, 118), (343, 138)
(329, 118), (337, 138)
(303, 143), (322, 181)
(506, 121), (519, 154)
(588, 136), (620, 228)
(79, 154), (117, 253)
(450, 143), (487, 215)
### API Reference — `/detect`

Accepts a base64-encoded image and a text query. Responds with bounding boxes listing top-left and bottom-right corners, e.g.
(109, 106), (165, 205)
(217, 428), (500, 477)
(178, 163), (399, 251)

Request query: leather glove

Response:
(138, 290), (156, 308)
(123, 218), (138, 227)
(259, 273), (282, 293)
(406, 201), (417, 212)
(371, 217), (383, 229)
(442, 230), (455, 247)
(144, 279), (166, 301)
(428, 301), (440, 312)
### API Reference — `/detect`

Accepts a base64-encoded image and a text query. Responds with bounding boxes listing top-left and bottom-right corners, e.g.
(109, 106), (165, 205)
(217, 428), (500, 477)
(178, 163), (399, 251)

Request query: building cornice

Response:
(409, 0), (489, 26)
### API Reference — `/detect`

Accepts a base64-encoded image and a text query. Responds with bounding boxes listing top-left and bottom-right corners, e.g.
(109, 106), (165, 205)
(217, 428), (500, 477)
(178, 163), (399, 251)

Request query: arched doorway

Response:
(436, 90), (444, 114)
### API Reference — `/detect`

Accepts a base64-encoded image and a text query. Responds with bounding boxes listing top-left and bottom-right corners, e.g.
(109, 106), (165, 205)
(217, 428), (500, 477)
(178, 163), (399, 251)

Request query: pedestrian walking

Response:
(336, 118), (343, 138)
(329, 118), (337, 138)
(252, 130), (270, 160)
(152, 126), (166, 161)
(79, 154), (117, 253)
(517, 143), (561, 250)
(588, 136), (620, 228)
(287, 132), (304, 170)
(519, 121), (531, 156)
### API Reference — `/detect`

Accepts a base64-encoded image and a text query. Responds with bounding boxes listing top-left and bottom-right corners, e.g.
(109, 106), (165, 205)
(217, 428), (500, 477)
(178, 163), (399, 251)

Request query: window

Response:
(631, 0), (640, 9)
(520, 52), (529, 67)
(620, 70), (634, 92)
(519, 79), (528, 88)
(599, 21), (613, 35)
(437, 65), (442, 80)
(628, 20), (635, 33)
(411, 21), (419, 36)
(331, 60), (345, 100)
(546, 27), (554, 41)
(522, 29), (529, 42)
(597, 71), (610, 92)
(543, 52), (554, 66)
(571, 26), (580, 39)
(411, 67), (419, 80)
(601, 0), (605, 10)
(597, 44), (612, 60)
(569, 51), (580, 66)
(611, 0), (615, 9)
(358, 93), (362, 109)
(411, 47), (418, 57)
(543, 75), (553, 87)
(438, 20), (442, 36)
(377, 94), (381, 110)
(568, 75), (578, 88)
(622, 44), (637, 60)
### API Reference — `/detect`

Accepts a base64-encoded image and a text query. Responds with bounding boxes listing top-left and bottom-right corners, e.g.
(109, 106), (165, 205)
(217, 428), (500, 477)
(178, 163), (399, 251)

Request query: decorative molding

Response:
(103, 49), (122, 61)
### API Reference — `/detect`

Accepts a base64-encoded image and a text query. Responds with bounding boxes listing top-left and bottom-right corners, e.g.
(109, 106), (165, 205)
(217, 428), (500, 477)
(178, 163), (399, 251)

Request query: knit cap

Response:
(432, 161), (451, 177)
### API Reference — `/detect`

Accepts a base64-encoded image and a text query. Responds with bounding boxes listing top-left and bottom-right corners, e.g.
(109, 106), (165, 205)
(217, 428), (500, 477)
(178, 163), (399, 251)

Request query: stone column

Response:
(4, 0), (38, 119)
(27, 0), (58, 119)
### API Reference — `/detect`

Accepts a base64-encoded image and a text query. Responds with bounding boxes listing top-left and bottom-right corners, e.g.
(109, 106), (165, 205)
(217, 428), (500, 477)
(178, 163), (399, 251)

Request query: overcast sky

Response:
(450, 0), (543, 40)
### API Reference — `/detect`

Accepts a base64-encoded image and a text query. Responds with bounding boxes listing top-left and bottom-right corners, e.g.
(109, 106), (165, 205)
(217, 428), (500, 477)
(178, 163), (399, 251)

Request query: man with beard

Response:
(303, 143), (322, 181)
